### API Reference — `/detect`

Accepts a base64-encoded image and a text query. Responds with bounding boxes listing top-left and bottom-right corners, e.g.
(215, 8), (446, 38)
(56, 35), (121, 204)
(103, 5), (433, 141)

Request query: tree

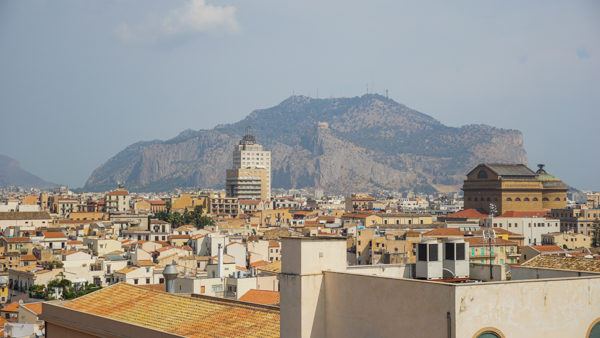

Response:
(593, 222), (600, 247)
(168, 212), (184, 226)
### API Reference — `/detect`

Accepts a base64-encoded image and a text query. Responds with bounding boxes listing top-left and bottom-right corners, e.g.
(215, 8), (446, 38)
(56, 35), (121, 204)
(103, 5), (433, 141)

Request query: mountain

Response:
(0, 154), (56, 189)
(84, 94), (527, 193)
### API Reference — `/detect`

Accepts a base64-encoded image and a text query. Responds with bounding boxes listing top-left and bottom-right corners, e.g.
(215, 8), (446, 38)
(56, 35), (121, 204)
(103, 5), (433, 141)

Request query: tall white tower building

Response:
(226, 134), (271, 200)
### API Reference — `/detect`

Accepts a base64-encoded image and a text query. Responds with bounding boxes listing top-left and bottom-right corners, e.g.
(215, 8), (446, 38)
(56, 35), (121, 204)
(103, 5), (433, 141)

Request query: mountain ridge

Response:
(0, 154), (57, 189)
(83, 94), (527, 193)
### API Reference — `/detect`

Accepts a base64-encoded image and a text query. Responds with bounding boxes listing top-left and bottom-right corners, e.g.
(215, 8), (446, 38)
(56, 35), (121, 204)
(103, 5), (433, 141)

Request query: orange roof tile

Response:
(465, 237), (518, 247)
(445, 209), (488, 219)
(59, 283), (279, 338)
(531, 245), (564, 252)
(107, 190), (129, 196)
(1, 302), (19, 313)
(43, 231), (66, 239)
(423, 228), (464, 237)
(22, 302), (43, 315)
(239, 289), (280, 306)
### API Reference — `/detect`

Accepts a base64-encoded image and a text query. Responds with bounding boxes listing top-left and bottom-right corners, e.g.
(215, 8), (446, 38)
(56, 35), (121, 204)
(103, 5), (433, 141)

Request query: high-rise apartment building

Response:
(226, 134), (271, 201)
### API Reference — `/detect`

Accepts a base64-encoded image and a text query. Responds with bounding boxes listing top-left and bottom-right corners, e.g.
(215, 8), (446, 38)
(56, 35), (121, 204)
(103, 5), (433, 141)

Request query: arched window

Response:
(477, 170), (488, 179)
(506, 198), (512, 202)
(524, 197), (530, 202)
(515, 197), (521, 202)
(587, 319), (600, 338)
(555, 197), (561, 201)
(543, 197), (549, 201)
(533, 197), (539, 201)
(473, 328), (504, 338)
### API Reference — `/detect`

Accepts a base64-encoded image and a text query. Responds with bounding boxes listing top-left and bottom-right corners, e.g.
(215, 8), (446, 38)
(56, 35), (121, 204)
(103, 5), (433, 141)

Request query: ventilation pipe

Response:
(217, 243), (224, 278)
(163, 261), (178, 294)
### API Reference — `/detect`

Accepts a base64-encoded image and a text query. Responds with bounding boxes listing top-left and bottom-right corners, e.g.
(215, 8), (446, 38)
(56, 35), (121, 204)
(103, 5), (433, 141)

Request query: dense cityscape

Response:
(2, 1), (599, 337)
(0, 133), (598, 337)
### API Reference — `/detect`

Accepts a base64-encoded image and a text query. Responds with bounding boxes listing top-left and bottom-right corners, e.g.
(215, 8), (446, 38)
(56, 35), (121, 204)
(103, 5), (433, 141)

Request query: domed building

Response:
(462, 163), (568, 215)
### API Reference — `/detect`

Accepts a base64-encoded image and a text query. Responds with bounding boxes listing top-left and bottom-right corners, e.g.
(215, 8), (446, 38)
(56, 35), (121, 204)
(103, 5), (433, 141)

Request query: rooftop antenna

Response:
(484, 203), (498, 280)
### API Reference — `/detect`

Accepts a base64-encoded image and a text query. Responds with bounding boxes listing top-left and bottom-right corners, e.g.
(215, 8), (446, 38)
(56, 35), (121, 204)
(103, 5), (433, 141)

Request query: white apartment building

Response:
(484, 216), (560, 245)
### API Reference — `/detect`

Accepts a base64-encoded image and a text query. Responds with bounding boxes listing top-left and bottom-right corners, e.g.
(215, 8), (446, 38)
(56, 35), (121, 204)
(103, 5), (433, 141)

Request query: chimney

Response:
(217, 243), (224, 278)
(162, 261), (178, 294)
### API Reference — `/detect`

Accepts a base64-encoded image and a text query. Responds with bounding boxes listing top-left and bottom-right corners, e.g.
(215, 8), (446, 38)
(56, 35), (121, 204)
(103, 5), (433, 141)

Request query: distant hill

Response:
(0, 154), (56, 189)
(84, 94), (527, 193)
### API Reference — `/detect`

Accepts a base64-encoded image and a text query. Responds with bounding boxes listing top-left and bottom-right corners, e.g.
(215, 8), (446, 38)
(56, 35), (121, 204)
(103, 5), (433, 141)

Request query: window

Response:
(445, 243), (455, 260)
(456, 243), (465, 260)
(134, 279), (139, 285)
(515, 197), (521, 202)
(506, 198), (512, 202)
(477, 170), (488, 179)
(588, 319), (600, 338)
(146, 278), (150, 284)
(428, 244), (438, 261)
(478, 331), (501, 338)
(417, 244), (427, 261)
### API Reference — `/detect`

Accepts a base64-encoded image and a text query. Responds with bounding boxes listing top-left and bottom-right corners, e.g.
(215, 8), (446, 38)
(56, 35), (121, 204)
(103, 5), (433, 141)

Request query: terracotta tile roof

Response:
(61, 283), (280, 337)
(465, 237), (518, 247)
(530, 245), (564, 252)
(521, 255), (600, 273)
(136, 260), (155, 267)
(1, 302), (19, 313)
(106, 190), (129, 196)
(445, 209), (488, 219)
(423, 228), (464, 237)
(42, 231), (66, 239)
(239, 290), (280, 306)
(250, 260), (269, 268)
(20, 254), (37, 261)
(22, 302), (43, 315)
(2, 237), (32, 244)
(115, 266), (139, 274)
(256, 261), (281, 274)
(136, 283), (167, 292)
(268, 240), (280, 248)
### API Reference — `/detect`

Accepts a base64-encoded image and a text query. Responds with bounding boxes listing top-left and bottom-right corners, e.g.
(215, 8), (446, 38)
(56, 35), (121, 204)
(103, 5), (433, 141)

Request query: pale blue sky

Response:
(0, 1), (599, 189)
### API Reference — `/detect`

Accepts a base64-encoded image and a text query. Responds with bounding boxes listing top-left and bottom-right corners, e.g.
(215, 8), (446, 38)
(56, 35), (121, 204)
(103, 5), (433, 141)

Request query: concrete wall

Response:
(511, 266), (599, 280)
(323, 272), (455, 338)
(469, 262), (505, 281)
(454, 277), (600, 338)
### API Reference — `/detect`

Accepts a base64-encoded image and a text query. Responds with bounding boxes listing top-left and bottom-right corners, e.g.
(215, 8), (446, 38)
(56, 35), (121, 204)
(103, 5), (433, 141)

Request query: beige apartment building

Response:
(541, 232), (591, 249)
(550, 206), (600, 236)
(380, 213), (433, 226)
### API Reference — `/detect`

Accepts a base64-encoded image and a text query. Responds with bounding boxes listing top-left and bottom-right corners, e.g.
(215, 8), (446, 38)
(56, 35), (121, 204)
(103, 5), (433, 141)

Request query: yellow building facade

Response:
(463, 163), (567, 215)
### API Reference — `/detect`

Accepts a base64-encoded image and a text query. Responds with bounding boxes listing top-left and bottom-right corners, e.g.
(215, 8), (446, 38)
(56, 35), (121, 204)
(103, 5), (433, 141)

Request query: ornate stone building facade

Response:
(463, 163), (567, 214)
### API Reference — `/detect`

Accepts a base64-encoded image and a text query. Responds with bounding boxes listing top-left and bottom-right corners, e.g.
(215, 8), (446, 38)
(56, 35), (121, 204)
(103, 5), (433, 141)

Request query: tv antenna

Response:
(484, 203), (498, 280)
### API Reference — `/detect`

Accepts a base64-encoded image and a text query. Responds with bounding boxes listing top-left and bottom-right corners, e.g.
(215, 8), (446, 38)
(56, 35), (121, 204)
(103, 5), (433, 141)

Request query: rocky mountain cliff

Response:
(0, 154), (56, 189)
(84, 94), (527, 193)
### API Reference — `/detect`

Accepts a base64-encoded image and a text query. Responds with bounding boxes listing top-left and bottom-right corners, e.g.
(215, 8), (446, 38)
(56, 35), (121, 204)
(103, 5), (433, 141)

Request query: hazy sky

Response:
(0, 1), (599, 189)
